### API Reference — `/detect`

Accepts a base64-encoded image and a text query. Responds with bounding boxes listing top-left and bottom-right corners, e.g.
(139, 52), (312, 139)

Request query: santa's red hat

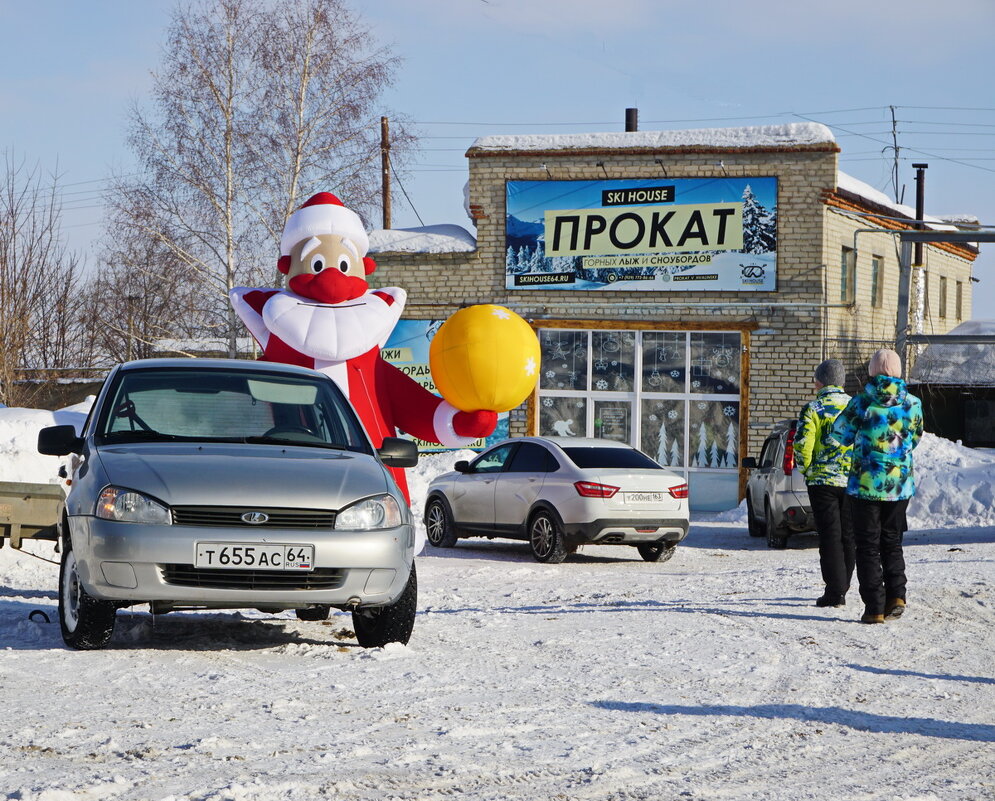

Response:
(280, 192), (369, 258)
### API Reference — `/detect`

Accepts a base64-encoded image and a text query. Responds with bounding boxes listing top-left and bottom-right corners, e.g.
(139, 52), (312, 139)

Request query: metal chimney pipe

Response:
(913, 163), (928, 265)
(625, 108), (638, 132)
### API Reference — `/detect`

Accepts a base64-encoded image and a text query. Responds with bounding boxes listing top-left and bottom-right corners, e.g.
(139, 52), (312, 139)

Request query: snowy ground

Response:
(0, 405), (993, 800)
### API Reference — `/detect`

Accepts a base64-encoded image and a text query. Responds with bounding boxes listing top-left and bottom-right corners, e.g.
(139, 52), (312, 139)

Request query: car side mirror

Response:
(377, 437), (418, 468)
(454, 460), (470, 474)
(741, 456), (758, 469)
(38, 425), (84, 456)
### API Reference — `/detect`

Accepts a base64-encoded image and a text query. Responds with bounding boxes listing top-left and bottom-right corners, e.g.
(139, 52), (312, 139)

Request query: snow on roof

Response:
(909, 319), (995, 385)
(469, 122), (835, 153)
(368, 224), (476, 254)
(836, 172), (958, 232)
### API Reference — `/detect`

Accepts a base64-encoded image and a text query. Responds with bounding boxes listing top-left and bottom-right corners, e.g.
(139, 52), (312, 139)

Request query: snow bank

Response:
(700, 432), (995, 531)
(0, 399), (91, 484)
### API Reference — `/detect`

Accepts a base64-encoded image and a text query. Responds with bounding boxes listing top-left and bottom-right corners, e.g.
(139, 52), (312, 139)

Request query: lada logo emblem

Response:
(241, 511), (269, 525)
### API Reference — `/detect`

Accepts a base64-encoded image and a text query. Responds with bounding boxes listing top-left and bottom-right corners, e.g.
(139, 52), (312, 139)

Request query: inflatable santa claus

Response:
(230, 192), (497, 500)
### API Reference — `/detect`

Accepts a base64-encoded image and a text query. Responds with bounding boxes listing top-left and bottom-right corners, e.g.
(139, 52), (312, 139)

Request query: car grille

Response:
(159, 564), (346, 591)
(171, 506), (335, 529)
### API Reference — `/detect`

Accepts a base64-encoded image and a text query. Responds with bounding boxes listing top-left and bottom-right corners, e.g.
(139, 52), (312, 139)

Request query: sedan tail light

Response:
(668, 483), (689, 499)
(782, 424), (797, 476)
(574, 481), (620, 498)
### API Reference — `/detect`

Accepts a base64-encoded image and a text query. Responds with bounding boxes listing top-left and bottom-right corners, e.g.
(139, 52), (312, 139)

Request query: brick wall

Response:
(375, 146), (838, 459)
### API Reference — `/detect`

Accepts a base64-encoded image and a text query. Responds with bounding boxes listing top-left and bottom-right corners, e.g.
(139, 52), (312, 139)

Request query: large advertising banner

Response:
(382, 319), (509, 452)
(505, 177), (777, 291)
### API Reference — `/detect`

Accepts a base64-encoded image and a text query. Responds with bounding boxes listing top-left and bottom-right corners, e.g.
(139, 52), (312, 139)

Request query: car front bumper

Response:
(67, 515), (415, 610)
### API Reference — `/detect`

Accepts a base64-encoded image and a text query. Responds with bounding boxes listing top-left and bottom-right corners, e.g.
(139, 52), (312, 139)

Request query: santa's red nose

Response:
(289, 270), (368, 304)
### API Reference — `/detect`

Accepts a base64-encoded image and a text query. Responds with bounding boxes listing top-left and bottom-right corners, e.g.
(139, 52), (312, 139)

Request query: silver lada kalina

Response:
(37, 358), (418, 650)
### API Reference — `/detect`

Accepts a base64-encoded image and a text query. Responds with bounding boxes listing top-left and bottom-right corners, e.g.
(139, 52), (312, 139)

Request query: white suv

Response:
(741, 420), (814, 548)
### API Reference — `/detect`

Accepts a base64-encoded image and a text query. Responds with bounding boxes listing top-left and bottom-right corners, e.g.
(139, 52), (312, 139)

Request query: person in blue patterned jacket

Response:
(795, 359), (854, 609)
(831, 348), (924, 624)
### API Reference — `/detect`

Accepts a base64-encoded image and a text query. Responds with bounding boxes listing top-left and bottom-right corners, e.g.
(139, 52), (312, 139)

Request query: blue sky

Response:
(2, 0), (995, 321)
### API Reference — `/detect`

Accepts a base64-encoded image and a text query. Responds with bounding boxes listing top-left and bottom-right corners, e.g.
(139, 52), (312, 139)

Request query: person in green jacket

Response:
(831, 348), (924, 624)
(795, 359), (854, 608)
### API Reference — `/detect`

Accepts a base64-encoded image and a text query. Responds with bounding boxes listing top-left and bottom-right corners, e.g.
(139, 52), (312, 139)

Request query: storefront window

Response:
(690, 332), (741, 395)
(593, 399), (631, 442)
(539, 330), (587, 391)
(688, 400), (740, 469)
(641, 332), (685, 393)
(641, 398), (685, 467)
(539, 396), (586, 439)
(536, 328), (742, 509)
(591, 331), (635, 392)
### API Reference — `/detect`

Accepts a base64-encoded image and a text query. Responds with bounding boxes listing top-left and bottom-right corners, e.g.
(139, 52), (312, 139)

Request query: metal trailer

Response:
(0, 481), (63, 549)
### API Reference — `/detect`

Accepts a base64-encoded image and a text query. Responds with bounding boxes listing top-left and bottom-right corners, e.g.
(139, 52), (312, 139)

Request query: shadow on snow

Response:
(591, 700), (995, 742)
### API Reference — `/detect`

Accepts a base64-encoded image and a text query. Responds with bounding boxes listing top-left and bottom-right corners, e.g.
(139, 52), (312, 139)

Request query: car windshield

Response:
(562, 446), (663, 470)
(95, 367), (371, 453)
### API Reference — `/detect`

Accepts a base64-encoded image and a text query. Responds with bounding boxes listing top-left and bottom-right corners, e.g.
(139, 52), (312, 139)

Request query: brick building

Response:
(369, 123), (977, 509)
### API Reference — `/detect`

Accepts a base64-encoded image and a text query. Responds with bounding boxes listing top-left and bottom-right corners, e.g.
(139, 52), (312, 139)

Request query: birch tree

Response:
(106, 0), (411, 357)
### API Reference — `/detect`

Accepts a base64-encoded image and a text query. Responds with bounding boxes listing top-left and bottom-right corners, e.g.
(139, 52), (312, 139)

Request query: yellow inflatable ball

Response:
(430, 304), (540, 413)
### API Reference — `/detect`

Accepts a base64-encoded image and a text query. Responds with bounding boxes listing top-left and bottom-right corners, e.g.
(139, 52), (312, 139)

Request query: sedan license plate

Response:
(625, 491), (664, 504)
(195, 543), (314, 571)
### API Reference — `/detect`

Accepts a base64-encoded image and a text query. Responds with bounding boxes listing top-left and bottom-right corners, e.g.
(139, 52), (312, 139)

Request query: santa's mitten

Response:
(453, 409), (498, 439)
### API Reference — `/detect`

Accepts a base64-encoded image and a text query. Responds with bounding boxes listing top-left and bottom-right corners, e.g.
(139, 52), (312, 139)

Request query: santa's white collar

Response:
(262, 287), (406, 362)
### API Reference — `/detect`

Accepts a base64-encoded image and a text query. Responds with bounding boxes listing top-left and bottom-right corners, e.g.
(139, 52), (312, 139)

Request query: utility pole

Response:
(889, 106), (903, 204)
(381, 116), (391, 229)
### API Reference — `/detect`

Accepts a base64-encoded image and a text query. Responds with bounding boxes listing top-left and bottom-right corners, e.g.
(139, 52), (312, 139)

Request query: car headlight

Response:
(96, 486), (171, 525)
(334, 494), (403, 530)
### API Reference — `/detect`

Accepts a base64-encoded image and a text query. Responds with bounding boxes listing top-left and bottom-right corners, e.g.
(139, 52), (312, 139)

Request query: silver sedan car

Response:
(38, 358), (418, 650)
(424, 437), (689, 563)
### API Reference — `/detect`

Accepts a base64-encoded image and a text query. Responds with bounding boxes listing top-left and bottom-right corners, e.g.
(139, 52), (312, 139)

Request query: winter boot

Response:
(816, 593), (846, 608)
(884, 598), (906, 620)
(860, 611), (885, 624)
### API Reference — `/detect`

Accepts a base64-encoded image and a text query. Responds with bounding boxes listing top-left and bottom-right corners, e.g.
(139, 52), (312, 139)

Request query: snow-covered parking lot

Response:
(2, 518), (992, 801)
(1, 409), (993, 800)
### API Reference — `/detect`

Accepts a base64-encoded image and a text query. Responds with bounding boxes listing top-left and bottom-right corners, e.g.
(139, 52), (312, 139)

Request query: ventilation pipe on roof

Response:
(913, 163), (928, 266)
(625, 108), (638, 132)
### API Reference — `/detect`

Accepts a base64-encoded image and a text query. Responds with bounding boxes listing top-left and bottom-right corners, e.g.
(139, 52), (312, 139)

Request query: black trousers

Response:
(806, 484), (855, 598)
(849, 497), (910, 615)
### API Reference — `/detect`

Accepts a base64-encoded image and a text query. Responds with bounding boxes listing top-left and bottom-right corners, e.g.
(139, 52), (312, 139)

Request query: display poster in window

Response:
(505, 177), (777, 292)
(382, 320), (509, 452)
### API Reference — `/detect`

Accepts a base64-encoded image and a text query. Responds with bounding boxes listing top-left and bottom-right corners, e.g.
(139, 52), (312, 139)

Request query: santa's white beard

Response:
(262, 288), (406, 362)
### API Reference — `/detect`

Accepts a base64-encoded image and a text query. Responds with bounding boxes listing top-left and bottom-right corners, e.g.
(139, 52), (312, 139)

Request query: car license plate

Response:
(625, 492), (664, 504)
(194, 543), (314, 571)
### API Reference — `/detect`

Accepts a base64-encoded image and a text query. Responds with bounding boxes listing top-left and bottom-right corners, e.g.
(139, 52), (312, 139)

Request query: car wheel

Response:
(764, 500), (788, 549)
(295, 605), (330, 621)
(636, 543), (677, 563)
(425, 498), (458, 548)
(352, 563), (417, 648)
(529, 510), (567, 564)
(746, 496), (764, 537)
(59, 539), (116, 650)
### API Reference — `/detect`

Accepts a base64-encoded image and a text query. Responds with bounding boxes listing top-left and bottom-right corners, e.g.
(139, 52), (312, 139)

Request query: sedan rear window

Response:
(562, 447), (662, 470)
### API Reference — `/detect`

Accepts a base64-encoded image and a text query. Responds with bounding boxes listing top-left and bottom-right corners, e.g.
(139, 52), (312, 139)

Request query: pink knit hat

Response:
(868, 348), (902, 378)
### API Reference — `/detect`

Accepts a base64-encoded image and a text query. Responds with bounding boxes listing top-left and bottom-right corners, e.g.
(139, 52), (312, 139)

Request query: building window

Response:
(870, 255), (884, 308)
(840, 247), (855, 303)
(537, 328), (742, 508)
(956, 281), (963, 320)
(939, 276), (948, 319)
